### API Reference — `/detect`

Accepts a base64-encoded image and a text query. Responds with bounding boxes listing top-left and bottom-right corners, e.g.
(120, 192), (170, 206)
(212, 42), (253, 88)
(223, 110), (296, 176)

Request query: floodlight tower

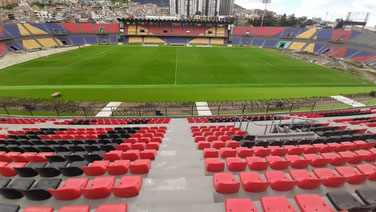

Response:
(260, 0), (271, 27)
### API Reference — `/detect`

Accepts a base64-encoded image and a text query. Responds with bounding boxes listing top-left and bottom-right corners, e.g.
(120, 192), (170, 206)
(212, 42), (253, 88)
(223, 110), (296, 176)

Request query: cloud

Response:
(235, 0), (376, 26)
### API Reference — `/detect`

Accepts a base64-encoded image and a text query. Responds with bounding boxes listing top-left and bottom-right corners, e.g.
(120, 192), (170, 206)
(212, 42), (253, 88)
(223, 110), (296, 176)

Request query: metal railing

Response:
(0, 97), (375, 117)
(233, 114), (319, 135)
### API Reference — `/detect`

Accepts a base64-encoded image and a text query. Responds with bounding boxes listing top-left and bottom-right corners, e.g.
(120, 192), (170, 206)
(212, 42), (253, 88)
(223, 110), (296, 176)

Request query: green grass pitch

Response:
(0, 45), (374, 102)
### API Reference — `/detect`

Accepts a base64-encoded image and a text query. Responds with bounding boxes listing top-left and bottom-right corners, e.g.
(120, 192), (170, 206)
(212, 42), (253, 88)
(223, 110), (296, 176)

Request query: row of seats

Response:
(206, 152), (376, 172)
(225, 195), (335, 212)
(202, 142), (376, 157)
(291, 108), (375, 118)
(0, 175), (141, 200)
(214, 166), (374, 194)
(2, 203), (127, 212)
(330, 116), (376, 125)
(0, 118), (56, 124)
(225, 187), (376, 212)
(54, 118), (170, 125)
(2, 23), (120, 37)
(187, 115), (284, 123)
(0, 154), (152, 177)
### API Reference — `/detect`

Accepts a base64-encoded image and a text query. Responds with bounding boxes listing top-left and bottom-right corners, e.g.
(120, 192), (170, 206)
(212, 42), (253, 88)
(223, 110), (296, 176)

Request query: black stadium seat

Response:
(326, 191), (376, 211)
(356, 188), (376, 205)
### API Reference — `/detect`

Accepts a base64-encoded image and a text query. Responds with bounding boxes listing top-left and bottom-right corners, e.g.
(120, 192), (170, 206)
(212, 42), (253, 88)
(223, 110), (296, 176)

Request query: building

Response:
(169, 0), (224, 18)
(218, 0), (233, 16)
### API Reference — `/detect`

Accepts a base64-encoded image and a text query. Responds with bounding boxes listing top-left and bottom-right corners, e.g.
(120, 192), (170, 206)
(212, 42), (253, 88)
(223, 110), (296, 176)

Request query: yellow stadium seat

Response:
(289, 42), (306, 51)
(17, 24), (30, 36)
(22, 39), (41, 50)
(129, 37), (143, 43)
(296, 28), (316, 39)
(189, 38), (210, 44)
(216, 27), (226, 37)
(38, 38), (58, 47)
(303, 43), (315, 53)
(23, 23), (47, 35)
(144, 37), (164, 44)
(128, 25), (137, 35)
(211, 38), (224, 45)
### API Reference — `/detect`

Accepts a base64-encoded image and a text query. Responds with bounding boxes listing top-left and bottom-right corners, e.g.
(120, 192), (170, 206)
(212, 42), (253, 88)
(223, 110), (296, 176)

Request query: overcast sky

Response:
(234, 0), (376, 27)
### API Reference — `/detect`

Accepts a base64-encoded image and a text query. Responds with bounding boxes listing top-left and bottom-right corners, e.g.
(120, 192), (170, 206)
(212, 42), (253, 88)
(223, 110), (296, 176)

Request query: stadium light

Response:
(261, 0), (271, 27)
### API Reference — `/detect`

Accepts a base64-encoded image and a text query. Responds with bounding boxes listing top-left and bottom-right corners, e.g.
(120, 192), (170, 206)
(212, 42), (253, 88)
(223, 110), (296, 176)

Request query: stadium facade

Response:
(0, 20), (375, 67)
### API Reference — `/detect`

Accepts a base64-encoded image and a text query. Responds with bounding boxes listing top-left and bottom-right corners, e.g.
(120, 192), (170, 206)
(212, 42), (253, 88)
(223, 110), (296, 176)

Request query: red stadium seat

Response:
(198, 141), (211, 150)
(312, 168), (348, 187)
(213, 173), (240, 194)
(58, 205), (90, 212)
(236, 147), (253, 158)
(284, 155), (310, 169)
(0, 162), (27, 177)
(239, 172), (269, 192)
(103, 150), (122, 162)
(130, 159), (151, 174)
(289, 170), (323, 189)
(116, 143), (131, 151)
(205, 158), (225, 172)
(356, 164), (376, 181)
(268, 146), (288, 156)
(265, 171), (297, 191)
(49, 178), (89, 200)
(295, 194), (336, 212)
(252, 147), (271, 157)
(212, 141), (226, 149)
(321, 152), (349, 166)
(338, 152), (365, 164)
(226, 140), (240, 148)
(122, 150), (140, 161)
(131, 143), (146, 151)
(220, 148), (236, 158)
(82, 160), (110, 176)
(284, 145), (304, 155)
(81, 176), (115, 199)
(299, 145), (320, 154)
(225, 199), (257, 212)
(261, 196), (296, 212)
(246, 157), (269, 171)
(203, 148), (219, 158)
(96, 204), (127, 212)
(226, 157), (247, 171)
(140, 149), (157, 160)
(112, 176), (142, 198)
(335, 166), (370, 185)
(266, 156), (290, 170)
(355, 150), (376, 162)
(303, 154), (330, 167)
(107, 160), (130, 175)
(146, 142), (160, 150)
(23, 206), (54, 212)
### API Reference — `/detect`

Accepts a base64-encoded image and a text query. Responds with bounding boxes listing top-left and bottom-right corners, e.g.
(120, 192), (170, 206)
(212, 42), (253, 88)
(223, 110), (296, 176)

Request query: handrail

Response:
(233, 114), (319, 135)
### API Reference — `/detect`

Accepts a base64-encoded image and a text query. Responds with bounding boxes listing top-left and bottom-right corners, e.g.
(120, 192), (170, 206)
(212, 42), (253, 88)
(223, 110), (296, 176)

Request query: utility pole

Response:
(260, 0), (271, 27)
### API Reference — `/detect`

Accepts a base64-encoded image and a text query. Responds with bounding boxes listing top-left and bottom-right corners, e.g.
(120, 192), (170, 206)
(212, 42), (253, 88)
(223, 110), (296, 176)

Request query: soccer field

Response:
(0, 45), (373, 102)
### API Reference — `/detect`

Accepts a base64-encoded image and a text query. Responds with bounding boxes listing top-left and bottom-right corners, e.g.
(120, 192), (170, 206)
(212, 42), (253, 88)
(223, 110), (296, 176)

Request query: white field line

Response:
(196, 102), (212, 116)
(95, 102), (122, 117)
(331, 95), (365, 107)
(175, 47), (178, 85)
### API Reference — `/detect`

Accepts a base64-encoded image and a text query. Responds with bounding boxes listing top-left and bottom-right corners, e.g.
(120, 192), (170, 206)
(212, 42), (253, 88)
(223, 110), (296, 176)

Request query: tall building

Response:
(218, 0), (234, 16)
(169, 0), (222, 18)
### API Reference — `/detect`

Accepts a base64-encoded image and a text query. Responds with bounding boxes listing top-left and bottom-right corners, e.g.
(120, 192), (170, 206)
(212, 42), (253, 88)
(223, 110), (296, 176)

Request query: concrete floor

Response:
(0, 114), (376, 211)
